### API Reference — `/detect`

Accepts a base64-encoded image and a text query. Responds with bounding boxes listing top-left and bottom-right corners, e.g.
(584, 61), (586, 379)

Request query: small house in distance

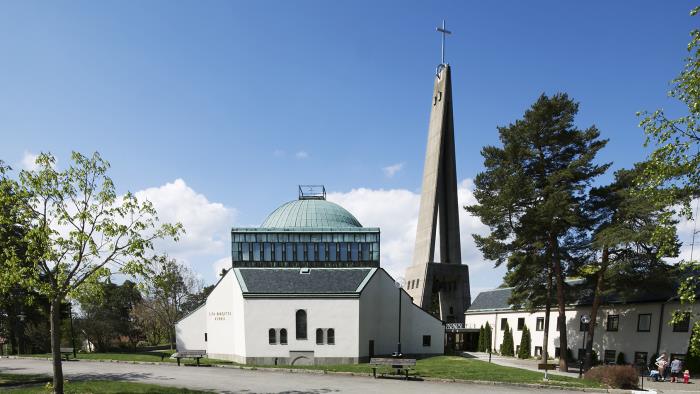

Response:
(176, 186), (444, 365)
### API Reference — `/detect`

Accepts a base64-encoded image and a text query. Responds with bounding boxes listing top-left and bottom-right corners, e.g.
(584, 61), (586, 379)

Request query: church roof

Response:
(234, 267), (374, 296)
(261, 199), (362, 229)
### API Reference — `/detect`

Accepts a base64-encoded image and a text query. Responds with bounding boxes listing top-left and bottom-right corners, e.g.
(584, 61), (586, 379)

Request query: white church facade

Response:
(175, 186), (445, 365)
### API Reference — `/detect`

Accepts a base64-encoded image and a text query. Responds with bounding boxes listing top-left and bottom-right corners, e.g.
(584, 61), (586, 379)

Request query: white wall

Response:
(359, 269), (444, 357)
(205, 270), (247, 362)
(175, 305), (207, 351)
(244, 297), (360, 360)
(465, 300), (699, 363)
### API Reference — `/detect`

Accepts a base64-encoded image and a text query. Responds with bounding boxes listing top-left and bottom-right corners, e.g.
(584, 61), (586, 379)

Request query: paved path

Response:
(0, 357), (586, 394)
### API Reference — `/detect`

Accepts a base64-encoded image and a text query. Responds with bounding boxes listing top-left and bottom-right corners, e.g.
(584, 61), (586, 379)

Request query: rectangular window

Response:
(350, 242), (359, 261)
(241, 242), (250, 261)
(307, 242), (315, 262)
(517, 318), (525, 331)
(604, 350), (616, 364)
(205, 333), (208, 342)
(318, 243), (327, 261)
(422, 335), (431, 347)
(296, 242), (305, 261)
(286, 242), (294, 261)
(634, 352), (648, 367)
(673, 312), (691, 332)
(606, 315), (619, 331)
(637, 313), (652, 332)
(328, 242), (337, 261)
(501, 318), (507, 330)
(535, 346), (542, 356)
(361, 243), (370, 260)
(339, 243), (348, 261)
(536, 317), (544, 331)
(253, 242), (261, 261)
(263, 243), (272, 261)
(275, 243), (283, 262)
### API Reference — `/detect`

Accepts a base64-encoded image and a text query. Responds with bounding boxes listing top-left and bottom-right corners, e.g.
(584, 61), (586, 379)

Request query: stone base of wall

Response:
(243, 356), (360, 365)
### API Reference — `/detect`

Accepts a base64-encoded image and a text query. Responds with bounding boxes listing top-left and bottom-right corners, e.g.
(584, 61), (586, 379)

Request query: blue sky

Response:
(0, 1), (697, 293)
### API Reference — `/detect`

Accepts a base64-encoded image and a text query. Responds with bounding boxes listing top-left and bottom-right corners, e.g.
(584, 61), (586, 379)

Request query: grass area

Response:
(262, 356), (602, 388)
(23, 351), (233, 366)
(5, 380), (210, 393)
(0, 373), (51, 387)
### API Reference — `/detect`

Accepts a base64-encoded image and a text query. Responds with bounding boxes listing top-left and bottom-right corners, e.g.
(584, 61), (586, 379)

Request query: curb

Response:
(1, 356), (641, 393)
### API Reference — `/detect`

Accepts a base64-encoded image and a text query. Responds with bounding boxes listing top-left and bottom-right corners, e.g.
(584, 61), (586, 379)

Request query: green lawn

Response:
(23, 351), (233, 366)
(5, 380), (209, 393)
(262, 356), (602, 388)
(0, 373), (51, 387)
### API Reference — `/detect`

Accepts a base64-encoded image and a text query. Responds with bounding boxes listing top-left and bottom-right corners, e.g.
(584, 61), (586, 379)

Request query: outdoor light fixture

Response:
(579, 314), (591, 378)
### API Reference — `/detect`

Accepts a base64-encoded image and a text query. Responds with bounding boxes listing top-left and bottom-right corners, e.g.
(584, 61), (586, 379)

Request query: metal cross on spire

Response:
(436, 20), (452, 65)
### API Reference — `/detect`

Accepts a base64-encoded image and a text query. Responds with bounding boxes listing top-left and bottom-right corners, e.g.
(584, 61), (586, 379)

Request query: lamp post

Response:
(579, 314), (591, 378)
(394, 278), (405, 357)
(68, 302), (77, 358)
(16, 312), (26, 356)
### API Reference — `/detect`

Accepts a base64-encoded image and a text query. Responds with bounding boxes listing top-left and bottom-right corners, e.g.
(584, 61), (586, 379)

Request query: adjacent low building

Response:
(464, 284), (698, 366)
(176, 186), (444, 365)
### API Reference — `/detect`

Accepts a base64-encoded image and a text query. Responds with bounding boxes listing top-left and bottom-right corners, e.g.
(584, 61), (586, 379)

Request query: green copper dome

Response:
(261, 199), (362, 229)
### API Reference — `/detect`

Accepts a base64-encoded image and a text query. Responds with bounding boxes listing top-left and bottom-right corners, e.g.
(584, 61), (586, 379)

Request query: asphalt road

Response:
(0, 357), (588, 394)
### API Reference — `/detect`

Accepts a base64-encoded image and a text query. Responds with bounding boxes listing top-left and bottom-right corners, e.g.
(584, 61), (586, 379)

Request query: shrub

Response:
(616, 352), (626, 365)
(500, 322), (514, 356)
(484, 322), (492, 353)
(517, 324), (531, 359)
(478, 326), (485, 352)
(584, 365), (639, 389)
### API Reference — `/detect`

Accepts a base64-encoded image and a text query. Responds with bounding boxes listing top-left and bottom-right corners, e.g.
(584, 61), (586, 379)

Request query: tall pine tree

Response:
(484, 322), (493, 353)
(518, 325), (532, 359)
(467, 93), (609, 370)
(478, 325), (485, 352)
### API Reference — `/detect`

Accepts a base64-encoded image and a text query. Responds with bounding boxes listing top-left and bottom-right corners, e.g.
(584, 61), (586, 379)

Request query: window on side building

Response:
(606, 315), (619, 331)
(423, 335), (431, 347)
(269, 329), (276, 344)
(327, 328), (335, 345)
(637, 313), (652, 332)
(634, 352), (648, 367)
(517, 318), (525, 331)
(604, 350), (616, 364)
(536, 317), (544, 331)
(673, 312), (691, 332)
(316, 328), (324, 345)
(501, 318), (507, 330)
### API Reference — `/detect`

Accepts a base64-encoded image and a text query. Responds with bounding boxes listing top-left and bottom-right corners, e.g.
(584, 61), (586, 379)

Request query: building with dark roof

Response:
(175, 187), (444, 365)
(464, 284), (698, 367)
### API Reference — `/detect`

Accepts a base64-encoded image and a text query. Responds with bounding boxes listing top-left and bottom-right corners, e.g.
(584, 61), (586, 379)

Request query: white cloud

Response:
(20, 151), (39, 171)
(674, 198), (700, 263)
(327, 179), (503, 292)
(295, 151), (309, 159)
(382, 162), (405, 178)
(134, 179), (236, 282)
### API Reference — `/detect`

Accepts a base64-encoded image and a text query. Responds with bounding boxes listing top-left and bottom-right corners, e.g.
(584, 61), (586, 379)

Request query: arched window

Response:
(268, 328), (276, 344)
(316, 328), (324, 345)
(296, 310), (307, 340)
(280, 329), (288, 345)
(327, 328), (335, 345)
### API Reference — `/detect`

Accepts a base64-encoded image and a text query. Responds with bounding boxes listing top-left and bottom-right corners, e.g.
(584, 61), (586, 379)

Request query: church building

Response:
(175, 186), (445, 365)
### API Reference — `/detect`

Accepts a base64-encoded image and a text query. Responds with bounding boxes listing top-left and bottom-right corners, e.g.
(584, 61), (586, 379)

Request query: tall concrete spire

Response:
(404, 64), (470, 324)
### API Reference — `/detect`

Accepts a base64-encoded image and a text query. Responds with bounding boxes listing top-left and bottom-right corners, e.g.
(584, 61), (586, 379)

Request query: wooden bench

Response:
(60, 347), (75, 361)
(369, 357), (416, 380)
(171, 350), (206, 366)
(537, 363), (557, 370)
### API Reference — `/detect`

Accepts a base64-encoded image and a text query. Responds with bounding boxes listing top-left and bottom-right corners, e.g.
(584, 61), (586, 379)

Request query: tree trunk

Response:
(551, 236), (568, 371)
(584, 248), (608, 370)
(50, 296), (64, 394)
(542, 264), (553, 364)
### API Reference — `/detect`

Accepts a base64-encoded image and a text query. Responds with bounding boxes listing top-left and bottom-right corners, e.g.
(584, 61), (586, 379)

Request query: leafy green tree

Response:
(0, 152), (181, 394)
(467, 93), (609, 370)
(580, 165), (678, 369)
(180, 284), (214, 316)
(76, 280), (143, 352)
(139, 256), (200, 349)
(517, 324), (531, 359)
(637, 6), (700, 357)
(484, 322), (492, 353)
